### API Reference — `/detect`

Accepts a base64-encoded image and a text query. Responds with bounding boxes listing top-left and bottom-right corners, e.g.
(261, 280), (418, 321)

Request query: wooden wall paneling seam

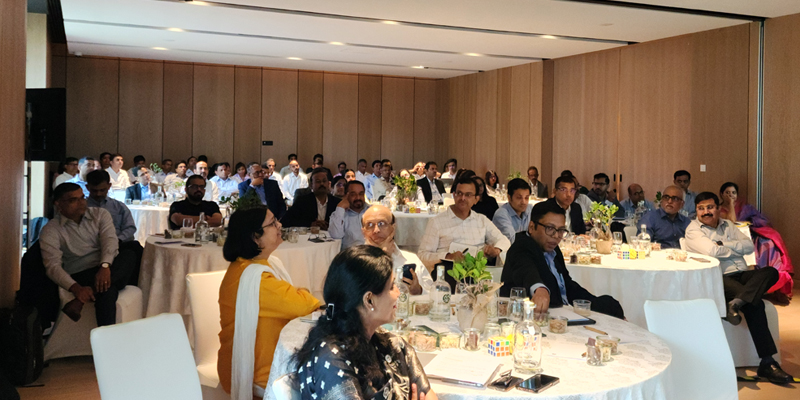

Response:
(322, 73), (358, 168)
(528, 62), (545, 193)
(540, 61), (555, 189)
(357, 75), (382, 163)
(475, 70), (498, 176)
(495, 67), (512, 182)
(261, 69), (298, 166)
(747, 22), (760, 206)
(162, 63), (194, 163)
(192, 65), (235, 166)
(297, 71), (324, 168)
(509, 64), (531, 177)
(381, 77), (415, 169)
(413, 79), (438, 165)
(233, 67), (262, 166)
(65, 57), (120, 158)
(118, 60), (163, 166)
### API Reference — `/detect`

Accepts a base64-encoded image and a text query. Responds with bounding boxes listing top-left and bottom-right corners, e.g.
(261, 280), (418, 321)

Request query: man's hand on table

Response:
(532, 287), (550, 314)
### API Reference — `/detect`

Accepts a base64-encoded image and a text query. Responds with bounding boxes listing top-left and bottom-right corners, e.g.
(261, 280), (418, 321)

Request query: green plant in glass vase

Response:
(507, 171), (522, 181)
(583, 202), (618, 241)
(447, 251), (503, 330)
(392, 175), (418, 205)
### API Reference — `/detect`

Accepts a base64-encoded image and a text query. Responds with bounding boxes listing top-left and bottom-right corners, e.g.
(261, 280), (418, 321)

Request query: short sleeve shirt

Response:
(168, 200), (221, 230)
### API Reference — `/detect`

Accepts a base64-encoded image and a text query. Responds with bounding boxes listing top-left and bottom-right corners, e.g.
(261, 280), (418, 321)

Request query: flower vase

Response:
(456, 304), (488, 332)
(596, 239), (613, 254)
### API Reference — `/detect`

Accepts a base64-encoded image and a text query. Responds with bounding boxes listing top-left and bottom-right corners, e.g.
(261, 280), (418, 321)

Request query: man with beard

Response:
(280, 168), (340, 228)
(168, 175), (222, 230)
(329, 180), (370, 249)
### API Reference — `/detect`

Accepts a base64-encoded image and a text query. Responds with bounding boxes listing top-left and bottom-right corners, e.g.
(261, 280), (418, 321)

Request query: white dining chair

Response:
(186, 270), (230, 400)
(270, 374), (300, 400)
(623, 225), (637, 244)
(644, 299), (738, 400)
(91, 313), (202, 400)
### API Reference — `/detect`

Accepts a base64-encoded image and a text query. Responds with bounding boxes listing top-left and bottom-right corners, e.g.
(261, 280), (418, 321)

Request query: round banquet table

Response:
(138, 234), (340, 319)
(393, 211), (435, 248)
(565, 250), (725, 329)
(128, 205), (170, 246)
(266, 303), (671, 400)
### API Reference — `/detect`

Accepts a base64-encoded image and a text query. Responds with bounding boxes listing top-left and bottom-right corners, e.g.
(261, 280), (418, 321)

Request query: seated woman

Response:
(719, 182), (794, 298)
(332, 176), (347, 199)
(484, 170), (499, 196)
(218, 207), (320, 399)
(471, 176), (499, 220)
(293, 246), (438, 400)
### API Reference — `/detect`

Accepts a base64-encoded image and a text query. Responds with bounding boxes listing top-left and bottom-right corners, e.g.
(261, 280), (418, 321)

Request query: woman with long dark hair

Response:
(484, 170), (499, 196)
(232, 162), (248, 184)
(471, 176), (499, 220)
(293, 246), (437, 400)
(218, 207), (320, 399)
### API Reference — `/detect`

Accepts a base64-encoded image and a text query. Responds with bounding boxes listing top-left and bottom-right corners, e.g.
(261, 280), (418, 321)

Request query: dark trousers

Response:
(587, 294), (626, 320)
(119, 240), (143, 286)
(69, 251), (137, 326)
(723, 268), (779, 358)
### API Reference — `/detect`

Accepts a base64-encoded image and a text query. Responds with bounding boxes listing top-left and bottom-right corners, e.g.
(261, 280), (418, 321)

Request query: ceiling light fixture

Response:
(540, 35), (557, 39)
(189, 1), (210, 6)
(465, 53), (481, 57)
(329, 41), (344, 46)
(411, 66), (426, 69)
(167, 28), (184, 32)
(152, 47), (168, 50)
(382, 20), (399, 25)
(287, 57), (302, 60)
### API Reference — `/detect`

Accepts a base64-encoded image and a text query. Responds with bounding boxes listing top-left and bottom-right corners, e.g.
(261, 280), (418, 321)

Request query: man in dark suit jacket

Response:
(416, 161), (446, 204)
(124, 167), (156, 201)
(281, 168), (340, 228)
(500, 201), (624, 319)
(545, 175), (586, 235)
(238, 162), (286, 219)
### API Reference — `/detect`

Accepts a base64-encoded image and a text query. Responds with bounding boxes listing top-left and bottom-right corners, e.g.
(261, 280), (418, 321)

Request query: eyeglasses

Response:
(535, 222), (569, 238)
(364, 221), (390, 230)
(454, 191), (476, 199)
(661, 195), (683, 203)
(186, 184), (206, 190)
(262, 219), (279, 230)
(556, 187), (577, 194)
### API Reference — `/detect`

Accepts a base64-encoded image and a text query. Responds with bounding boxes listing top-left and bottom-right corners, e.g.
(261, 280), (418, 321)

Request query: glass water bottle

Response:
(430, 265), (451, 322)
(395, 266), (410, 320)
(513, 300), (543, 374)
(195, 212), (210, 244)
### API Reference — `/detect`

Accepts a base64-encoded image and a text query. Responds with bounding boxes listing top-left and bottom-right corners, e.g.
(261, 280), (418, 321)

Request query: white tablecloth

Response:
(266, 305), (671, 400)
(138, 234), (340, 318)
(394, 211), (435, 248)
(128, 205), (170, 246)
(565, 251), (725, 328)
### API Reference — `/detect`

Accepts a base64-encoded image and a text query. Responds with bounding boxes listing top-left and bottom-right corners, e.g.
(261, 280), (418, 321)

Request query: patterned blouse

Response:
(297, 329), (430, 400)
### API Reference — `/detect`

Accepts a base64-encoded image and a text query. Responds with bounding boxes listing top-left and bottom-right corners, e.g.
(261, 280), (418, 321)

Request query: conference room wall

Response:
(763, 13), (800, 275)
(59, 56), (439, 171)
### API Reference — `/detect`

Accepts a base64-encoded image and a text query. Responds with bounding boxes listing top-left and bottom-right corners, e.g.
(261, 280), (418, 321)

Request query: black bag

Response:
(0, 306), (44, 386)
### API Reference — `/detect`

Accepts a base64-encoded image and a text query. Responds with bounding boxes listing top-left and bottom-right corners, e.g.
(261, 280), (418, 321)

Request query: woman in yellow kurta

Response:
(217, 207), (320, 399)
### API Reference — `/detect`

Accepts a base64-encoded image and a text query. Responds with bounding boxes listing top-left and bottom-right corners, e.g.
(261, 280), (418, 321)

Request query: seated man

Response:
(127, 155), (147, 184)
(153, 158), (174, 183)
(492, 178), (533, 244)
(278, 153), (297, 178)
(281, 159), (308, 205)
(210, 162), (239, 199)
(106, 154), (131, 201)
(526, 166), (548, 198)
(125, 167), (156, 201)
(545, 176), (586, 235)
(418, 176), (510, 271)
(674, 169), (697, 218)
(368, 159), (393, 202)
(619, 183), (655, 216)
(329, 180), (370, 249)
(169, 175), (223, 230)
(415, 161), (445, 204)
(263, 158), (281, 183)
(39, 183), (138, 325)
(280, 168), (340, 228)
(500, 201), (625, 319)
(53, 157), (79, 189)
(587, 173), (624, 218)
(66, 156), (98, 197)
(194, 161), (219, 202)
(638, 185), (690, 249)
(163, 160), (189, 189)
(362, 204), (432, 295)
(364, 159), (382, 200)
(685, 192), (791, 384)
(355, 158), (369, 183)
(238, 162), (286, 219)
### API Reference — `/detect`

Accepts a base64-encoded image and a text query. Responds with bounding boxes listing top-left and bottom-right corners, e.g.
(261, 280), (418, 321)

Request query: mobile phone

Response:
(402, 264), (415, 281)
(488, 375), (523, 392)
(517, 374), (559, 393)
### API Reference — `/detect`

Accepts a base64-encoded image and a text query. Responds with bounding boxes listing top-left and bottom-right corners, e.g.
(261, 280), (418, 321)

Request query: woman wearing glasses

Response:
(500, 201), (625, 319)
(217, 206), (321, 399)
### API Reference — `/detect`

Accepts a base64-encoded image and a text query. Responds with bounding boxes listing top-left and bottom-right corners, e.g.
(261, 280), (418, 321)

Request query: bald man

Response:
(362, 205), (432, 295)
(620, 183), (654, 217)
(638, 185), (691, 249)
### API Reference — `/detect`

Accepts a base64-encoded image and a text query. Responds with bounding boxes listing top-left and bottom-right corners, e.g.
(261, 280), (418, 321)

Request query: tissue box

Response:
(488, 337), (511, 357)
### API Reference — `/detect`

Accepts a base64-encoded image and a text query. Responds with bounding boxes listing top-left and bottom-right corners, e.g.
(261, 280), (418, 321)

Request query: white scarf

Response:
(231, 255), (293, 400)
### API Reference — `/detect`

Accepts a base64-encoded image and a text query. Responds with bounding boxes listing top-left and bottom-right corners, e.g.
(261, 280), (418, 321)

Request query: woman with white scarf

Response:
(217, 207), (320, 399)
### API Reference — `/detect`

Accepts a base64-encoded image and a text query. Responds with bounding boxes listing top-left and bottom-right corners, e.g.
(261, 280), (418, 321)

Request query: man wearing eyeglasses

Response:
(500, 201), (625, 319)
(417, 176), (510, 271)
(637, 185), (690, 249)
(673, 170), (697, 218)
(238, 162), (287, 220)
(685, 192), (790, 384)
(544, 176), (587, 235)
(168, 175), (222, 230)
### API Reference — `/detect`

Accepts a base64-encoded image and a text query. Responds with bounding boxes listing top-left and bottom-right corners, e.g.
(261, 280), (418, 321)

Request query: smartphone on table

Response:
(517, 374), (559, 393)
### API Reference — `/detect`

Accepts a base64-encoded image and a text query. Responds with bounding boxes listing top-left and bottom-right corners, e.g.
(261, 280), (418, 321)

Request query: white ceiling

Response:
(60, 0), (800, 79)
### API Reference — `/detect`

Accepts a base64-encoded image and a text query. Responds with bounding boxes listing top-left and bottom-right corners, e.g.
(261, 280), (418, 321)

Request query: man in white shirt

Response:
(279, 153), (297, 178)
(264, 158), (281, 184)
(281, 159), (308, 205)
(684, 192), (790, 384)
(153, 159), (174, 184)
(53, 157), (79, 189)
(106, 154), (131, 202)
(362, 204), (432, 295)
(364, 159), (383, 200)
(440, 158), (458, 180)
(368, 159), (393, 202)
(329, 180), (371, 249)
(210, 162), (239, 199)
(194, 161), (219, 202)
(411, 161), (426, 180)
(417, 176), (511, 270)
(355, 158), (369, 183)
(164, 160), (189, 192)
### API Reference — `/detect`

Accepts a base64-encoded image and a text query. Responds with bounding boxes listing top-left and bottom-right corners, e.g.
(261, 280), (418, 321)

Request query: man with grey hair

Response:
(238, 162), (286, 219)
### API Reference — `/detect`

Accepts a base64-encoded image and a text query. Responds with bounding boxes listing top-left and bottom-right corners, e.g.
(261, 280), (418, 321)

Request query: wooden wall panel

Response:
(192, 65), (234, 166)
(413, 79), (437, 164)
(475, 70), (498, 176)
(764, 13), (800, 267)
(540, 61), (555, 189)
(509, 64), (532, 176)
(261, 69), (298, 165)
(323, 73), (359, 167)
(162, 63), (193, 163)
(358, 75), (382, 162)
(495, 67), (512, 181)
(529, 62), (544, 190)
(747, 22), (759, 206)
(381, 77), (415, 169)
(434, 79), (451, 164)
(233, 67), (262, 166)
(297, 71), (323, 169)
(65, 57), (119, 158)
(118, 60), (163, 165)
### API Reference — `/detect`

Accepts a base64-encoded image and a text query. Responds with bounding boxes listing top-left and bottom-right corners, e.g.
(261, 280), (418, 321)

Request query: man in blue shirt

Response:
(492, 178), (533, 244)
(364, 159), (383, 201)
(66, 156), (98, 197)
(124, 167), (155, 202)
(638, 185), (690, 249)
(329, 180), (371, 250)
(499, 201), (624, 319)
(238, 162), (286, 219)
(619, 183), (655, 216)
(674, 170), (697, 218)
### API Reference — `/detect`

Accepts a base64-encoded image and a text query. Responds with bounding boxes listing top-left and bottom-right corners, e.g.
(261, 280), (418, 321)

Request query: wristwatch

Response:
(715, 240), (724, 246)
(100, 262), (110, 269)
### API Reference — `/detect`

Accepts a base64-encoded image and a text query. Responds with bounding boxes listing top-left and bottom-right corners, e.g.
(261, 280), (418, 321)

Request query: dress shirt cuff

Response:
(530, 283), (549, 297)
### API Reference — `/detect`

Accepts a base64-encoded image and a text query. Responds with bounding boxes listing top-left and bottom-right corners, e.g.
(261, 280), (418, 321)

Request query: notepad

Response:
(423, 349), (503, 388)
(549, 307), (591, 323)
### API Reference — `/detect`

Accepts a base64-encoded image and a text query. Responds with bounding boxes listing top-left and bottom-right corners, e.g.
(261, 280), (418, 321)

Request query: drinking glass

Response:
(182, 218), (193, 229)
(612, 232), (623, 246)
(509, 287), (526, 301)
(510, 299), (525, 322)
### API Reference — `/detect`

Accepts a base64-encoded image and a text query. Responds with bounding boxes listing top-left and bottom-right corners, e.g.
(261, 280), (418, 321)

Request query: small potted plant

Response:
(447, 251), (503, 331)
(584, 202), (619, 254)
(392, 175), (418, 206)
(507, 171), (522, 181)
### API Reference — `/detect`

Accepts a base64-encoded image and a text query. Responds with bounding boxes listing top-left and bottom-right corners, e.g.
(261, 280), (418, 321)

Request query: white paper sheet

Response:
(423, 349), (503, 387)
(448, 242), (481, 258)
(548, 307), (590, 322)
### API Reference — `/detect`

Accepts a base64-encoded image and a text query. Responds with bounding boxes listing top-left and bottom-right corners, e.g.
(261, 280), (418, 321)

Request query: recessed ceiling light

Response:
(382, 20), (399, 25)
(167, 28), (185, 32)
(329, 42), (345, 46)
(465, 53), (481, 57)
(411, 66), (426, 69)
(540, 35), (557, 39)
(189, 1), (210, 5)
(287, 57), (302, 60)
(152, 47), (168, 50)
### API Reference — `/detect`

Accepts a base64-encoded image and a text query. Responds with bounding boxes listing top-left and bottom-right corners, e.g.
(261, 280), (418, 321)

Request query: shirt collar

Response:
(58, 208), (95, 226)
(658, 208), (685, 222)
(446, 206), (473, 220)
(700, 218), (728, 231)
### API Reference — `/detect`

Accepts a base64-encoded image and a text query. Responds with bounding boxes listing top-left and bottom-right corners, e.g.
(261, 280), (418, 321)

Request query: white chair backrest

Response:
(679, 237), (687, 250)
(644, 299), (737, 400)
(623, 226), (637, 243)
(186, 270), (226, 365)
(271, 374), (300, 400)
(91, 313), (202, 400)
